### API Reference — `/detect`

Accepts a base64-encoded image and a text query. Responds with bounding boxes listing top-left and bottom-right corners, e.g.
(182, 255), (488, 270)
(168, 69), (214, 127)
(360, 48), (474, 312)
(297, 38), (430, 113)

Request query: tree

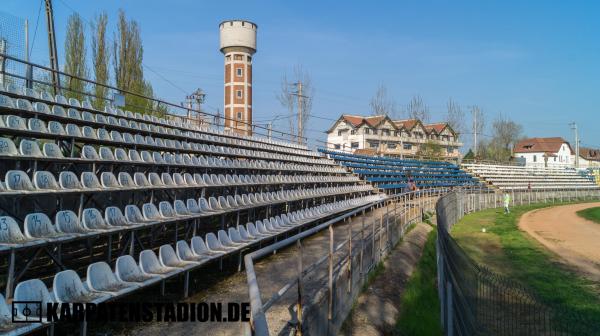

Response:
(113, 9), (154, 113)
(91, 12), (109, 110)
(276, 65), (314, 143)
(491, 114), (523, 152)
(406, 95), (430, 122)
(446, 98), (465, 137)
(369, 84), (399, 117)
(471, 105), (485, 157)
(419, 140), (444, 159)
(63, 13), (88, 102)
(463, 149), (475, 160)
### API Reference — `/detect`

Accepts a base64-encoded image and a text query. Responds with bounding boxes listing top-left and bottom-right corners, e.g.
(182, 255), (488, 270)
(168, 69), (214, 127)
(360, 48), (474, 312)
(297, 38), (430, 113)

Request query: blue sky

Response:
(2, 0), (599, 150)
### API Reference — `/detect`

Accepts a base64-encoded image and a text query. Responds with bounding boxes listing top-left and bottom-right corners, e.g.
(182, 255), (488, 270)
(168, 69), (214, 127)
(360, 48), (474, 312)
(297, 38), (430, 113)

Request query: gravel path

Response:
(519, 202), (600, 281)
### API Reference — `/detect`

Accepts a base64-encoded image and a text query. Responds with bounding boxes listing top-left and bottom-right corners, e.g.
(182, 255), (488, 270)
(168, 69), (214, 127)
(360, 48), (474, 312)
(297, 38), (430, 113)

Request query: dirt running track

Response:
(519, 202), (600, 281)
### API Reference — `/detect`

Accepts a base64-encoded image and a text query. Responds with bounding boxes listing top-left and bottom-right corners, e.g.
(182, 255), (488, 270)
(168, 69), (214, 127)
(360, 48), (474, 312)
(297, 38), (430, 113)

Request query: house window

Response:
(403, 143), (412, 150)
(236, 68), (243, 77)
(369, 141), (379, 148)
(447, 147), (454, 153)
(533, 155), (537, 162)
(236, 90), (243, 98)
(334, 144), (341, 149)
(350, 130), (356, 135)
(382, 129), (390, 136)
(364, 128), (370, 135)
(338, 130), (343, 136)
(351, 142), (359, 149)
(387, 142), (397, 149)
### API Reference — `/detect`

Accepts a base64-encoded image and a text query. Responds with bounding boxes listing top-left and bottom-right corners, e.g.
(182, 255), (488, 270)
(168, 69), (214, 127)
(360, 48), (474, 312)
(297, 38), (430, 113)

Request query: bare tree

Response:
(276, 65), (314, 143)
(446, 98), (465, 136)
(369, 84), (399, 117)
(63, 13), (87, 101)
(91, 12), (109, 110)
(406, 95), (430, 122)
(491, 114), (523, 151)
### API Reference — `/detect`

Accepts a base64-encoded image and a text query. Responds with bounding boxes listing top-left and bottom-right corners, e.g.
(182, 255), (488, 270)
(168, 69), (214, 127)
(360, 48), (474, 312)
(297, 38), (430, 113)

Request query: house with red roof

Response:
(513, 137), (573, 167)
(326, 114), (462, 159)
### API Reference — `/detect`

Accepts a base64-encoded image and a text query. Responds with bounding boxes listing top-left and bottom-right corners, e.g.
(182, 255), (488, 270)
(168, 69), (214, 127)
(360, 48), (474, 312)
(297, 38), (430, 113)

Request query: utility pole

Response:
(291, 81), (309, 145)
(570, 122), (579, 168)
(184, 88), (206, 126)
(267, 122), (272, 140)
(44, 0), (61, 95)
(472, 107), (478, 160)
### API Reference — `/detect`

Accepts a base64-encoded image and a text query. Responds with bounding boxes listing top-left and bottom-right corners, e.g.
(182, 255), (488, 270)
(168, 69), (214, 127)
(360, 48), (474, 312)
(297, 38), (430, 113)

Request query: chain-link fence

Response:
(0, 11), (26, 88)
(436, 189), (600, 336)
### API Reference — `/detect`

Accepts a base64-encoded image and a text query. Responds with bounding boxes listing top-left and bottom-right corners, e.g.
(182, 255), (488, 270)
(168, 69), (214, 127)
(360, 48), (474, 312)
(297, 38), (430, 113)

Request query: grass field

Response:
(577, 206), (600, 224)
(395, 229), (442, 336)
(451, 203), (600, 324)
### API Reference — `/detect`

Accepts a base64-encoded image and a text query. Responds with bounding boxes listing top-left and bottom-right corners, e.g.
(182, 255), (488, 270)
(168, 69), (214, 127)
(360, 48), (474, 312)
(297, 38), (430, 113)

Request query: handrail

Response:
(244, 187), (457, 335)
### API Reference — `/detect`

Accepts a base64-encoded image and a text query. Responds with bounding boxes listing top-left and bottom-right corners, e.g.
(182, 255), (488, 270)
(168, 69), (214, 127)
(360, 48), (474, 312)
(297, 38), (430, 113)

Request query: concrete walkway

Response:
(340, 222), (433, 336)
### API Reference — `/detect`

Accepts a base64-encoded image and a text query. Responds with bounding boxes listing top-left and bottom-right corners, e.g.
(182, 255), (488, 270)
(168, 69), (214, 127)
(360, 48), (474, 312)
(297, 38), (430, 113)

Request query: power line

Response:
(29, 0), (44, 57)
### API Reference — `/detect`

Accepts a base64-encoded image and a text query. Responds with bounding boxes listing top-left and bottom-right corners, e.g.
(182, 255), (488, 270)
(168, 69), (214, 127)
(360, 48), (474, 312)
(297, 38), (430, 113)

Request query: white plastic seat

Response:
(176, 240), (206, 262)
(82, 126), (98, 139)
(87, 261), (139, 297)
(115, 255), (162, 286)
(206, 232), (232, 252)
(110, 130), (123, 142)
(118, 172), (136, 188)
(82, 145), (100, 160)
(99, 147), (115, 161)
(53, 269), (110, 304)
(227, 227), (252, 245)
(101, 172), (120, 189)
(55, 210), (89, 234)
(66, 123), (82, 137)
(28, 118), (48, 133)
(105, 207), (131, 227)
(52, 105), (67, 117)
(68, 98), (81, 108)
(161, 173), (175, 186)
(139, 249), (180, 278)
(159, 201), (177, 218)
(115, 148), (128, 161)
(82, 111), (95, 122)
(5, 115), (27, 130)
(97, 128), (111, 141)
(48, 120), (66, 135)
(5, 170), (35, 191)
(0, 216), (36, 247)
(174, 200), (190, 216)
(191, 236), (222, 257)
(33, 171), (59, 190)
(0, 137), (18, 156)
(159, 244), (198, 270)
(148, 173), (163, 186)
(41, 142), (63, 158)
(14, 279), (55, 323)
(81, 171), (102, 189)
(142, 203), (162, 221)
(82, 208), (116, 231)
(24, 212), (65, 240)
(129, 149), (142, 162)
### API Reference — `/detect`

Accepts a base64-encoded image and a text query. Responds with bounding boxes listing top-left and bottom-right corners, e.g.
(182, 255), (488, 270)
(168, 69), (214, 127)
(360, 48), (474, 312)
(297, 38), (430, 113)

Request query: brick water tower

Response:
(219, 20), (257, 136)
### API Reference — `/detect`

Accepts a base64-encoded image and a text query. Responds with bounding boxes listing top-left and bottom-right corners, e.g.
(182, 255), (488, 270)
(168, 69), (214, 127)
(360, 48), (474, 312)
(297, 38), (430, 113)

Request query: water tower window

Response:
(236, 68), (243, 77)
(234, 55), (243, 61)
(226, 55), (231, 61)
(236, 90), (243, 98)
(247, 56), (252, 62)
(242, 22), (245, 26)
(237, 112), (242, 120)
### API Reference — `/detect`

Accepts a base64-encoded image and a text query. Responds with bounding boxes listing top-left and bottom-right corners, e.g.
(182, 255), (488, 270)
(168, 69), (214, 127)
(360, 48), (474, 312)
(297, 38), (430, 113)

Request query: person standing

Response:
(503, 192), (511, 214)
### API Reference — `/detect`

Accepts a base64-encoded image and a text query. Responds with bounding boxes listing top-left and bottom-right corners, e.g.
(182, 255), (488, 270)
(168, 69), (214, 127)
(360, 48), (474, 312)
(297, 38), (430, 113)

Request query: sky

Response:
(1, 0), (599, 151)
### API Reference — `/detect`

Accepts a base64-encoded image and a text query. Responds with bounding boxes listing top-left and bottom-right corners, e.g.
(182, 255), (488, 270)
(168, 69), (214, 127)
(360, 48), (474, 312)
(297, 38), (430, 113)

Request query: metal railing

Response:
(436, 188), (600, 335)
(244, 188), (448, 335)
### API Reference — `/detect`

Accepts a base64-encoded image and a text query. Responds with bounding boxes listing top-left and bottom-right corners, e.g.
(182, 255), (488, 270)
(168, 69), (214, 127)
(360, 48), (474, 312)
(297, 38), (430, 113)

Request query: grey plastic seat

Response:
(67, 108), (82, 120)
(33, 171), (59, 190)
(97, 128), (111, 141)
(115, 255), (162, 286)
(55, 210), (89, 234)
(209, 197), (222, 211)
(33, 101), (51, 114)
(42, 142), (65, 159)
(161, 173), (175, 186)
(81, 171), (102, 189)
(6, 170), (35, 191)
(48, 120), (66, 135)
(148, 173), (163, 186)
(0, 216), (35, 247)
(115, 148), (128, 161)
(174, 200), (190, 216)
(101, 172), (120, 189)
(206, 232), (232, 252)
(86, 261), (139, 297)
(82, 100), (94, 110)
(110, 130), (124, 142)
(82, 126), (98, 139)
(24, 212), (65, 240)
(105, 206), (131, 227)
(53, 269), (110, 304)
(96, 114), (107, 124)
(129, 149), (142, 162)
(186, 199), (201, 214)
(19, 139), (43, 157)
(82, 111), (95, 122)
(68, 98), (82, 108)
(28, 118), (48, 133)
(133, 172), (151, 187)
(52, 105), (67, 117)
(219, 229), (244, 248)
(176, 240), (206, 262)
(159, 244), (198, 270)
(139, 249), (180, 278)
(0, 137), (18, 156)
(229, 227), (253, 244)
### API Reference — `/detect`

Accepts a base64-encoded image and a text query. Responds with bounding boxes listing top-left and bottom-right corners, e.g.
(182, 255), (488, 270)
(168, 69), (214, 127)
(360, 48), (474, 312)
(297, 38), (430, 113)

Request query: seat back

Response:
(33, 171), (59, 190)
(0, 137), (18, 156)
(24, 212), (58, 238)
(82, 208), (109, 230)
(53, 270), (87, 302)
(159, 201), (176, 218)
(105, 207), (128, 227)
(6, 170), (35, 191)
(59, 171), (82, 189)
(87, 261), (120, 292)
(0, 216), (27, 244)
(43, 142), (64, 158)
(55, 210), (85, 234)
(14, 279), (53, 317)
(142, 203), (161, 220)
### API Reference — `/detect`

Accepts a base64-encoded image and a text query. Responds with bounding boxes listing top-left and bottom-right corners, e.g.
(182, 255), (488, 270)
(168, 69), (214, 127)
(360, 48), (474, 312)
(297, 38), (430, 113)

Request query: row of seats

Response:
(0, 184), (373, 249)
(0, 169), (359, 194)
(320, 148), (454, 168)
(1, 195), (383, 335)
(0, 112), (331, 166)
(0, 137), (345, 174)
(462, 163), (600, 191)
(0, 89), (315, 158)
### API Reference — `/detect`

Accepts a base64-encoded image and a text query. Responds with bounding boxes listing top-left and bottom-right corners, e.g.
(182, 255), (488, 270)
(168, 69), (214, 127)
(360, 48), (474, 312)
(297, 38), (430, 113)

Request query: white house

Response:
(513, 137), (573, 167)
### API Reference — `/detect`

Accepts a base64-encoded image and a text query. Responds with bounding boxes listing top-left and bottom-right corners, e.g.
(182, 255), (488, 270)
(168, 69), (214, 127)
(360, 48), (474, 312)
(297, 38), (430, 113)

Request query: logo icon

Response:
(12, 301), (42, 323)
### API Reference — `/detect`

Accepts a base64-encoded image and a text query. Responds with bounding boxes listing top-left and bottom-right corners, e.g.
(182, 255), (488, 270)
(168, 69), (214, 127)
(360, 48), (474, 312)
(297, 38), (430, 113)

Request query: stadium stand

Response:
(319, 149), (482, 193)
(0, 84), (384, 334)
(462, 163), (600, 190)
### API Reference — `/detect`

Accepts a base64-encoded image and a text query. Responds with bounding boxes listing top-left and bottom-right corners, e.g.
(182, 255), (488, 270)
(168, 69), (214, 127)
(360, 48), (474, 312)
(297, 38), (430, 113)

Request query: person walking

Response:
(503, 192), (511, 214)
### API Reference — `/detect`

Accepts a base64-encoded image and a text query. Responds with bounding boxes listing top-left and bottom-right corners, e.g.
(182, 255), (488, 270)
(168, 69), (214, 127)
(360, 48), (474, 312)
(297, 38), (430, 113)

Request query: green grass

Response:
(577, 206), (600, 224)
(452, 202), (600, 327)
(395, 229), (443, 336)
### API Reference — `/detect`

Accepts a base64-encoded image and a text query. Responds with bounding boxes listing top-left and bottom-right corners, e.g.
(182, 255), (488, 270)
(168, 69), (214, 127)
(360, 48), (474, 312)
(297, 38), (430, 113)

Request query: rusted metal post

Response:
(348, 210), (352, 293)
(328, 224), (334, 321)
(297, 239), (303, 334)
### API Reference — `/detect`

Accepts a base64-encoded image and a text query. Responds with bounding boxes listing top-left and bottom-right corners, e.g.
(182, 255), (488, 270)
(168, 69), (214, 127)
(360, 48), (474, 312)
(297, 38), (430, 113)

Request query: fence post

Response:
(447, 281), (454, 336)
(328, 225), (334, 322)
(360, 209), (365, 281)
(297, 239), (303, 334)
(347, 211), (352, 294)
